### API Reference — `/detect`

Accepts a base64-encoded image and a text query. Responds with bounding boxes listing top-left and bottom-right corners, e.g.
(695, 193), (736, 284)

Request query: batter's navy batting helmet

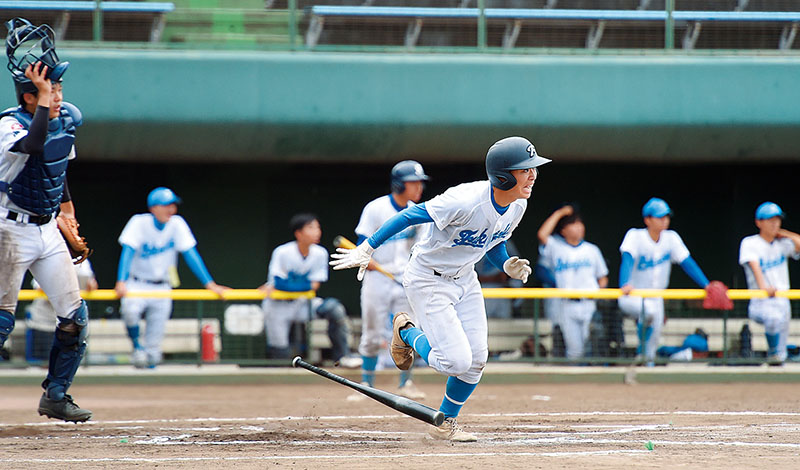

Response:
(391, 160), (429, 194)
(642, 197), (672, 218)
(486, 136), (551, 191)
(147, 187), (182, 207)
(755, 202), (784, 220)
(5, 18), (69, 104)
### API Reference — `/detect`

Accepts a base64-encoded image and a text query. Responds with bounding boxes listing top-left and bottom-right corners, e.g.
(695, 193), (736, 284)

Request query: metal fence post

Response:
(288, 0), (297, 50)
(196, 300), (204, 366)
(93, 1), (103, 42)
(533, 298), (540, 360)
(665, 0), (674, 49)
(477, 0), (487, 51)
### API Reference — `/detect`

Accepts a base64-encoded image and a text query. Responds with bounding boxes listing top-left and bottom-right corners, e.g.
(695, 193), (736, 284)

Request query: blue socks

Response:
(398, 370), (412, 388)
(399, 326), (432, 363)
(439, 377), (478, 418)
(636, 323), (653, 355)
(766, 333), (780, 356)
(126, 325), (142, 350)
(361, 355), (378, 387)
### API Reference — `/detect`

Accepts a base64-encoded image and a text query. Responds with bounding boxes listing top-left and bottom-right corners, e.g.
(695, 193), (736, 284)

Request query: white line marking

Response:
(3, 450), (648, 464)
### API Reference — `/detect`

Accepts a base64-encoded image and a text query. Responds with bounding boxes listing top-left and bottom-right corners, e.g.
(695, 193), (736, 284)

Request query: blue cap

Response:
(147, 187), (181, 207)
(642, 197), (672, 218)
(755, 202), (784, 220)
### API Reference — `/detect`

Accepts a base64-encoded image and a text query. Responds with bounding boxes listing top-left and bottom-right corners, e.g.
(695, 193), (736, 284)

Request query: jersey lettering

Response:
(760, 255), (786, 271)
(554, 258), (593, 272)
(452, 228), (488, 248)
(490, 224), (511, 242)
(140, 240), (176, 258)
(636, 253), (670, 271)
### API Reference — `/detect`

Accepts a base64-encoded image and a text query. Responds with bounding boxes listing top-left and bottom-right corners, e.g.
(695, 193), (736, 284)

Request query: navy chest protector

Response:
(0, 102), (81, 215)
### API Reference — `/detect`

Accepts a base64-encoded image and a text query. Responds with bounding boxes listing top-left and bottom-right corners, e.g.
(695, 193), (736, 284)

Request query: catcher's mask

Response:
(5, 18), (69, 102)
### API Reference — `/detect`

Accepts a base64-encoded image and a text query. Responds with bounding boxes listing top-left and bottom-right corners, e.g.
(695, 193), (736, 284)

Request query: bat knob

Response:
(432, 411), (445, 427)
(292, 356), (302, 368)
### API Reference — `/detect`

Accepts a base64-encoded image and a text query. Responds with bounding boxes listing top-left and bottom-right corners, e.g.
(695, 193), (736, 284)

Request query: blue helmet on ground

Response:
(642, 197), (672, 218)
(5, 18), (69, 104)
(147, 187), (182, 207)
(486, 136), (551, 191)
(755, 202), (784, 220)
(390, 160), (429, 193)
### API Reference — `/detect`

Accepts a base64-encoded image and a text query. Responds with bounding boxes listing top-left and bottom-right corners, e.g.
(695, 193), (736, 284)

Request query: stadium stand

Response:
(0, 1), (175, 42)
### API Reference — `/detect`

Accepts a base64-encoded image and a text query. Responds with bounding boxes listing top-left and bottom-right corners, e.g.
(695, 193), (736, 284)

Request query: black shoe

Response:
(38, 393), (92, 422)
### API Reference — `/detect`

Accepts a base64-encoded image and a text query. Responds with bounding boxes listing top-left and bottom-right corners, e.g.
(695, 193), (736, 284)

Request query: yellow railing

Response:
(16, 288), (800, 301)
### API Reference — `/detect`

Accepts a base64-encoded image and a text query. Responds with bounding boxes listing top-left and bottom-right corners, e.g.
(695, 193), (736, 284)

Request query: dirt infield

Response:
(2, 379), (800, 469)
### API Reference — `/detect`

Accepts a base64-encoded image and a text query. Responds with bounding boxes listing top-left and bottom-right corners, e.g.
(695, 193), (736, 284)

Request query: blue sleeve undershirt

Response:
(367, 203), (433, 249)
(273, 276), (312, 292)
(535, 264), (556, 287)
(116, 244), (135, 282)
(356, 234), (367, 245)
(619, 252), (634, 287)
(679, 256), (710, 288)
(485, 241), (510, 271)
(182, 247), (213, 286)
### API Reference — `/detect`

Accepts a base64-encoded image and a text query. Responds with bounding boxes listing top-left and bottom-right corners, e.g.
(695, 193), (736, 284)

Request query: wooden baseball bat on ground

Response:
(292, 356), (444, 426)
(333, 235), (402, 285)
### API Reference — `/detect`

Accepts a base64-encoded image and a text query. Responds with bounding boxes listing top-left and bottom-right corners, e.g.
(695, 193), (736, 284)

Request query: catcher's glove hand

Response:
(703, 280), (733, 311)
(56, 214), (93, 264)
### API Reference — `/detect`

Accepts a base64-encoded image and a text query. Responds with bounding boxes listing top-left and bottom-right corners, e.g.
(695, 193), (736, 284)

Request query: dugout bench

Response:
(0, 1), (176, 42)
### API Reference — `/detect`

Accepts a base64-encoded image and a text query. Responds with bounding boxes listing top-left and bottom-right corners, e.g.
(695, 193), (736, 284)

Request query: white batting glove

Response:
(330, 242), (375, 281)
(503, 256), (531, 283)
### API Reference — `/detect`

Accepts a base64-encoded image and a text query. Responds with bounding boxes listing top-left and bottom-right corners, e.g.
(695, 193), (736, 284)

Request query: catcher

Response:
(0, 18), (92, 422)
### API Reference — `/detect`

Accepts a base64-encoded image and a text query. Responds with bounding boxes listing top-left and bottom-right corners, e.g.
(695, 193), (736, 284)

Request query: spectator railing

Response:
(8, 288), (800, 367)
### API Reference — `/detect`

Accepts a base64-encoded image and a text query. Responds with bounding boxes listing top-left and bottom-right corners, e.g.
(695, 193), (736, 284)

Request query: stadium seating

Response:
(0, 1), (175, 42)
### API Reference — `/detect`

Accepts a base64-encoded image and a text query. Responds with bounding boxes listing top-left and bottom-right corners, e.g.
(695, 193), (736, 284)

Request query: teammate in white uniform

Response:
(353, 160), (428, 400)
(260, 214), (356, 366)
(537, 204), (608, 360)
(332, 137), (549, 441)
(115, 187), (228, 368)
(0, 19), (92, 422)
(739, 202), (800, 364)
(618, 198), (711, 365)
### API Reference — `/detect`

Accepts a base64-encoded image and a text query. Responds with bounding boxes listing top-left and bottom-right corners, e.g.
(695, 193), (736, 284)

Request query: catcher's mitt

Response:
(703, 280), (733, 311)
(56, 214), (93, 264)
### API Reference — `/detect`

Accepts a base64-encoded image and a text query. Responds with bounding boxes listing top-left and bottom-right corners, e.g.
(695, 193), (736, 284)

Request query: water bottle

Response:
(740, 323), (753, 359)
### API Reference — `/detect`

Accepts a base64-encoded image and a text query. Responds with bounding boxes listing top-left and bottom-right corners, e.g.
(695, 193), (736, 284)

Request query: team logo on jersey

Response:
(554, 258), (593, 272)
(760, 255), (786, 271)
(140, 240), (175, 258)
(490, 224), (511, 242)
(636, 253), (670, 270)
(452, 228), (489, 248)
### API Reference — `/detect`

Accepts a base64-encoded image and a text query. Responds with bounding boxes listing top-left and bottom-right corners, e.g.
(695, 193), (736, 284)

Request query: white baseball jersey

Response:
(118, 214), (197, 283)
(267, 241), (328, 287)
(540, 235), (608, 290)
(356, 195), (417, 277)
(0, 115), (75, 213)
(619, 228), (690, 289)
(739, 235), (799, 290)
(411, 181), (526, 277)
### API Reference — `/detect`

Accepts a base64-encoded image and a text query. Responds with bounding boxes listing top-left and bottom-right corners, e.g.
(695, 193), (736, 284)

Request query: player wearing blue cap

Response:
(739, 202), (800, 365)
(332, 136), (548, 441)
(618, 197), (713, 365)
(115, 187), (229, 368)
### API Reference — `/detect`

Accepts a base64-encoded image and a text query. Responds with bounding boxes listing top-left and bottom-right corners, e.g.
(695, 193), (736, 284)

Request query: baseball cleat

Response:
(397, 380), (426, 400)
(38, 393), (92, 423)
(391, 312), (415, 370)
(428, 417), (476, 442)
(336, 355), (363, 369)
(131, 348), (147, 369)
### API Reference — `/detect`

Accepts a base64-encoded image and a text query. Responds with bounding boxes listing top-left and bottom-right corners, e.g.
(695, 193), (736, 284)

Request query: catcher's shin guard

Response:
(0, 309), (15, 348)
(42, 301), (88, 400)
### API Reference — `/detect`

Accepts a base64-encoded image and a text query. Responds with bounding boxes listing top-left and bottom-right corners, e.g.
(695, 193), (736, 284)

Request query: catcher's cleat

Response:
(391, 312), (415, 371)
(38, 393), (92, 423)
(428, 418), (477, 442)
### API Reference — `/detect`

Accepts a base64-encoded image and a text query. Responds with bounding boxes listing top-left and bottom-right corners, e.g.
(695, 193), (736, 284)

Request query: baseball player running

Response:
(537, 204), (608, 360)
(332, 137), (549, 441)
(0, 18), (91, 421)
(115, 187), (229, 368)
(618, 197), (712, 366)
(352, 160), (429, 400)
(260, 214), (358, 366)
(739, 202), (800, 365)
